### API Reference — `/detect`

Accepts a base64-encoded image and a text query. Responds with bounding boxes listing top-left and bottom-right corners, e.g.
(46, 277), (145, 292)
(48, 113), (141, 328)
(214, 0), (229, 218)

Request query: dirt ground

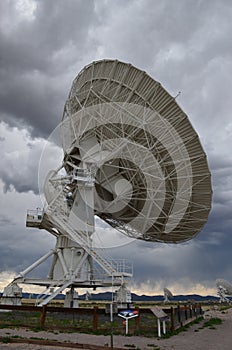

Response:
(0, 307), (232, 350)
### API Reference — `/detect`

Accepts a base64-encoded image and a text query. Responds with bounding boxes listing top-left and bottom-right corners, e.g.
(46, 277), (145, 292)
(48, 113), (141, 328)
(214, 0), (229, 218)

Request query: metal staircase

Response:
(46, 210), (131, 278)
(42, 171), (132, 279)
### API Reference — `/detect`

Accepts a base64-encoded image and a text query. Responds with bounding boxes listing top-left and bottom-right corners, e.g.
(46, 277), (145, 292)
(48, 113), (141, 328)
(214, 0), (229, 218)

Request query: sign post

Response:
(150, 306), (169, 337)
(110, 303), (113, 349)
(118, 309), (139, 335)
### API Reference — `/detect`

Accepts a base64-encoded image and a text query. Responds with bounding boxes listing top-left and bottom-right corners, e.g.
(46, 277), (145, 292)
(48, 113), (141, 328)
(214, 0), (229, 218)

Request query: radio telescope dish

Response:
(2, 59), (212, 307)
(216, 279), (232, 303)
(85, 290), (92, 301)
(61, 59), (212, 243)
(164, 287), (173, 303)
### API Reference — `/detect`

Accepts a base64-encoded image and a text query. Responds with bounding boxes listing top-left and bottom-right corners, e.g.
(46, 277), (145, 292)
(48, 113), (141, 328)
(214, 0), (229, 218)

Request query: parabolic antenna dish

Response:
(164, 287), (173, 298)
(61, 59), (212, 244)
(216, 279), (232, 295)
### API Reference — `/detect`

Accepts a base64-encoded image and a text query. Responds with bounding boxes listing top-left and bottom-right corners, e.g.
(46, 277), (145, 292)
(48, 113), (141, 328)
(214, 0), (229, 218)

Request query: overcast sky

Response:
(0, 0), (232, 297)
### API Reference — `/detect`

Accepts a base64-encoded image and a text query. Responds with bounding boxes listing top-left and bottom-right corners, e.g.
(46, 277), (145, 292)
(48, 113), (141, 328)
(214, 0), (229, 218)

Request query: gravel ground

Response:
(0, 307), (232, 349)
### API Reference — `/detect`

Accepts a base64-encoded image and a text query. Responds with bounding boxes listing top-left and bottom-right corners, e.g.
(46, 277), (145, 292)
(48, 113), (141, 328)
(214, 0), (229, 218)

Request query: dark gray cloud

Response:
(0, 0), (232, 295)
(0, 0), (98, 138)
(0, 214), (16, 227)
(0, 224), (55, 276)
(0, 123), (44, 193)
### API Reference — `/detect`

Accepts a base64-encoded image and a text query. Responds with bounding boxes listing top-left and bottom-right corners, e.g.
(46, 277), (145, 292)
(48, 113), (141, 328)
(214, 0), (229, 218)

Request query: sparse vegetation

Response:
(219, 305), (231, 312)
(0, 336), (12, 343)
(147, 344), (160, 349)
(12, 335), (22, 339)
(203, 317), (222, 328)
(161, 317), (204, 339)
(0, 301), (204, 338)
(196, 317), (222, 332)
(0, 308), (226, 349)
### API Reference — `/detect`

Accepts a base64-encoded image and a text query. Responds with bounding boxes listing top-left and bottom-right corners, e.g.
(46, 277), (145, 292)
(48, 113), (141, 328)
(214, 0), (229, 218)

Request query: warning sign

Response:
(150, 306), (169, 321)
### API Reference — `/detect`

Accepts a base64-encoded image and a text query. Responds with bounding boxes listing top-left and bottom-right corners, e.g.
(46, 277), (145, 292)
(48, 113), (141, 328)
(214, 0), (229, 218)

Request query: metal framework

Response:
(216, 279), (232, 303)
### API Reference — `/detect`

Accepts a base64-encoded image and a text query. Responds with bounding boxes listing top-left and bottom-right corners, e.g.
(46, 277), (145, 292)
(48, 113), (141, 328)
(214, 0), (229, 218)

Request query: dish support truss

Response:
(5, 166), (132, 307)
